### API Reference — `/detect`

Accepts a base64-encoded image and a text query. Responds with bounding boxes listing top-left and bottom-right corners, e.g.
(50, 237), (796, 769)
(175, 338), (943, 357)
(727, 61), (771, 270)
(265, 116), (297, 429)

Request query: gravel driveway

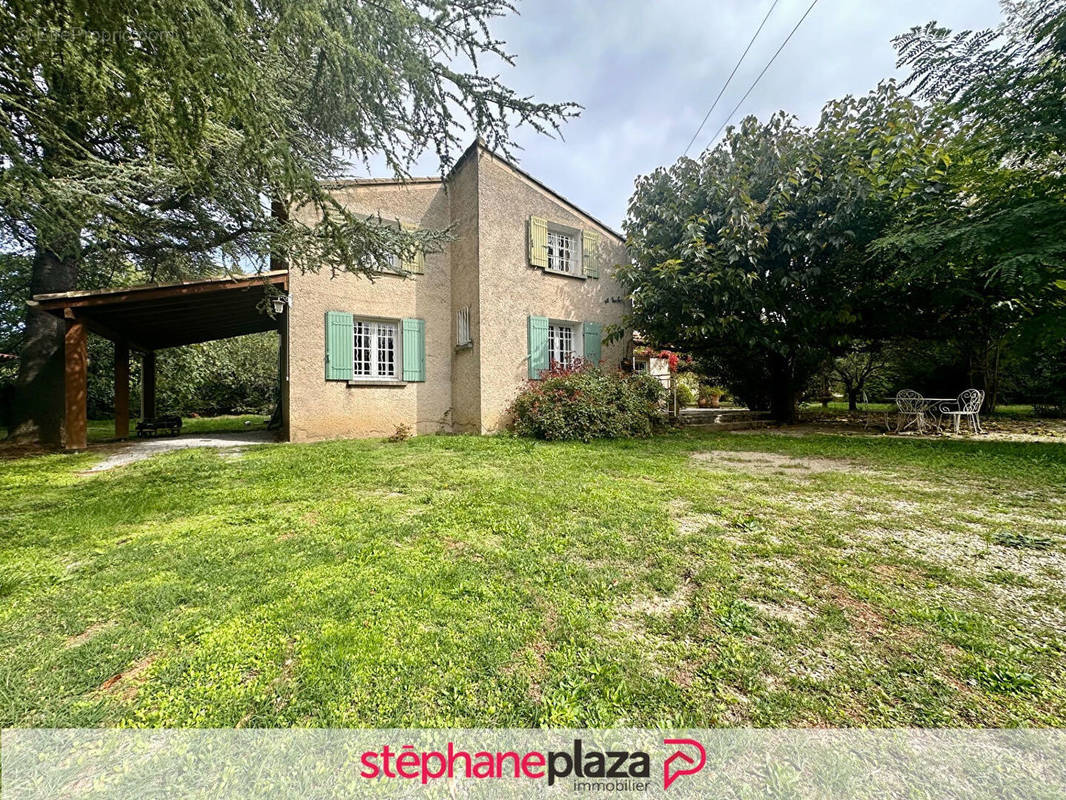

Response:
(84, 430), (277, 472)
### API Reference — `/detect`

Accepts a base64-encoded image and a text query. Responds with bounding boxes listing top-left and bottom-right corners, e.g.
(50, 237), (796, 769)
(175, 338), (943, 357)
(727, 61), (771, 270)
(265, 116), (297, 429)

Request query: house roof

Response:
(323, 176), (443, 189)
(327, 139), (625, 242)
(30, 271), (289, 352)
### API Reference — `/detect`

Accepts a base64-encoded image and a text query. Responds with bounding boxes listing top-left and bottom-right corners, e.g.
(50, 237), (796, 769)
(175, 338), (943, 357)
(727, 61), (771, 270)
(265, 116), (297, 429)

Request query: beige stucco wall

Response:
(474, 151), (631, 432)
(286, 179), (454, 442)
(447, 155), (482, 434)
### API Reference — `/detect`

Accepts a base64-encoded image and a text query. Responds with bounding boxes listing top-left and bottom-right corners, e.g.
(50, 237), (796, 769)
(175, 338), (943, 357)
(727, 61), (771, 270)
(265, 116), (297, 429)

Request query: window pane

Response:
(377, 322), (396, 378)
(547, 231), (573, 273)
(353, 321), (371, 376)
(559, 325), (573, 365)
(548, 323), (573, 367)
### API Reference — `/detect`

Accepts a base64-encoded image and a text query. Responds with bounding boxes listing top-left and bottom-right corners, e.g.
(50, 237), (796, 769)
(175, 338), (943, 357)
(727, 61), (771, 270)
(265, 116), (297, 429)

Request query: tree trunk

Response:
(268, 328), (284, 430)
(8, 233), (80, 446)
(848, 389), (859, 412)
(769, 362), (797, 423)
(987, 339), (1002, 413)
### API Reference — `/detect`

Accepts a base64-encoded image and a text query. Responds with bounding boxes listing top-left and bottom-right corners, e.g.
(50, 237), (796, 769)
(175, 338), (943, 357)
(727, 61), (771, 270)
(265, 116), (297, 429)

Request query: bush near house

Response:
(511, 363), (666, 441)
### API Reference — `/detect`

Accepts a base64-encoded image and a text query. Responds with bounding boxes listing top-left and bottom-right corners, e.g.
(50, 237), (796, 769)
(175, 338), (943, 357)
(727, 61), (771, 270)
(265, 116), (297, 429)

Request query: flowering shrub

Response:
(510, 361), (667, 441)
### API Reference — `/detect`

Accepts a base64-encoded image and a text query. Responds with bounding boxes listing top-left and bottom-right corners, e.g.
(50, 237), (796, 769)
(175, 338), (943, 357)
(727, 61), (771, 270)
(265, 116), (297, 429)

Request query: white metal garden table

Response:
(895, 394), (958, 433)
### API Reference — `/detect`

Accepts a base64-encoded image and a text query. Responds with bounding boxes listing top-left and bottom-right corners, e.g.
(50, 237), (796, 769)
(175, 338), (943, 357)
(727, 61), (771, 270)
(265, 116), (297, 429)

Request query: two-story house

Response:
(283, 139), (631, 441)
(31, 140), (632, 448)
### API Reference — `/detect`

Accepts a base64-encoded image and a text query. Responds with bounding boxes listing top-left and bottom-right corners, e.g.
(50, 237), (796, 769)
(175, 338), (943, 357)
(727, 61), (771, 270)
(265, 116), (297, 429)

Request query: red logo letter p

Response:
(663, 738), (706, 790)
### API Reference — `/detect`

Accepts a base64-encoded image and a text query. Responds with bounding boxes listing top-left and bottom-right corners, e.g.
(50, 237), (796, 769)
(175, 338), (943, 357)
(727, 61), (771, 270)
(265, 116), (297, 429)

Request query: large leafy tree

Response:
(620, 85), (940, 421)
(879, 0), (1066, 404)
(1, 0), (575, 443)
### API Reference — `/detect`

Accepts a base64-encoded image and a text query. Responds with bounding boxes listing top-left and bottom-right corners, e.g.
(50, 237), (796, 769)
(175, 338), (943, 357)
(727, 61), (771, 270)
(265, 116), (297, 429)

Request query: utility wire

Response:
(683, 0), (782, 157)
(702, 0), (821, 152)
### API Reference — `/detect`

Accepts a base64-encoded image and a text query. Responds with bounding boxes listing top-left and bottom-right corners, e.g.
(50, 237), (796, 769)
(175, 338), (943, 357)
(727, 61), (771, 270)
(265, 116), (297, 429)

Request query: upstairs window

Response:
(546, 229), (576, 274)
(531, 217), (592, 278)
(353, 319), (397, 380)
(358, 216), (424, 275)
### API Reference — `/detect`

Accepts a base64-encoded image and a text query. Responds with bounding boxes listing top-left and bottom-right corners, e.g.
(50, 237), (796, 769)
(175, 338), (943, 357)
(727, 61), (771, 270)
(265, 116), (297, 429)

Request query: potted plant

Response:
(700, 385), (726, 408)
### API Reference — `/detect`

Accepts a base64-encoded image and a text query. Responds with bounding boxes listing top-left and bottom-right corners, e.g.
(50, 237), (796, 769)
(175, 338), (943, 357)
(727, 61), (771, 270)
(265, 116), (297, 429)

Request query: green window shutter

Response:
(529, 216), (548, 268)
(582, 230), (600, 278)
(401, 223), (424, 274)
(583, 321), (602, 365)
(325, 312), (354, 380)
(402, 318), (426, 382)
(528, 315), (549, 378)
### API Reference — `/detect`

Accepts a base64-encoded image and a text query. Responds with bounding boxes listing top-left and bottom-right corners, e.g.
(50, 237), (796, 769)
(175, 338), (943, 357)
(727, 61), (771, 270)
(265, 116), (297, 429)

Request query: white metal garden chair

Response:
(895, 389), (928, 433)
(940, 388), (985, 434)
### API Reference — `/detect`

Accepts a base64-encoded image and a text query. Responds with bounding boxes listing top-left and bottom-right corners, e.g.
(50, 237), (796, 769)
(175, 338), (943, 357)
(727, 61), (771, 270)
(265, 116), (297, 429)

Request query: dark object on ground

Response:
(136, 415), (183, 438)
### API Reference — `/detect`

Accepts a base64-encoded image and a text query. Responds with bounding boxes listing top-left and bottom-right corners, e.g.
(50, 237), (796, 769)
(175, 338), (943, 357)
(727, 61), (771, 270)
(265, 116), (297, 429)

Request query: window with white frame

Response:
(547, 322), (576, 367)
(546, 228), (578, 274)
(360, 215), (403, 273)
(353, 319), (398, 379)
(633, 358), (649, 374)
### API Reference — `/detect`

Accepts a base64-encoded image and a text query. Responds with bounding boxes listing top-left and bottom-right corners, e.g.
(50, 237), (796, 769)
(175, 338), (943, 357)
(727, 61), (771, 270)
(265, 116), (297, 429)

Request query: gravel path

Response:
(84, 431), (277, 473)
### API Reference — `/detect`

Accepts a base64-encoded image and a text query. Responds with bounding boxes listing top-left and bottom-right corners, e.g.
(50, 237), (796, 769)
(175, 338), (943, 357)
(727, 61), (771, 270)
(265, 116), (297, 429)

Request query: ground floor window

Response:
(633, 358), (648, 374)
(548, 323), (575, 367)
(353, 319), (398, 379)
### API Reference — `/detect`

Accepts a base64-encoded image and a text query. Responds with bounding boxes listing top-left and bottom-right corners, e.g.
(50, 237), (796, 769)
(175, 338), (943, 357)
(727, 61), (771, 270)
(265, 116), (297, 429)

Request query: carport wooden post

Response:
(115, 340), (130, 438)
(142, 351), (156, 419)
(63, 311), (87, 451)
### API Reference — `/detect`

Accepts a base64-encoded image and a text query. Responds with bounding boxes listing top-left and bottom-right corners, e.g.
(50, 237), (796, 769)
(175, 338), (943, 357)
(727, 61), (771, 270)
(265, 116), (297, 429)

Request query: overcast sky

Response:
(373, 0), (1005, 230)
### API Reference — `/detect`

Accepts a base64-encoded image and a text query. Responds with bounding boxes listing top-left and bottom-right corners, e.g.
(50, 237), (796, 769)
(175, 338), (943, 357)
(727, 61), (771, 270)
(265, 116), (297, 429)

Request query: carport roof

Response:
(30, 270), (288, 351)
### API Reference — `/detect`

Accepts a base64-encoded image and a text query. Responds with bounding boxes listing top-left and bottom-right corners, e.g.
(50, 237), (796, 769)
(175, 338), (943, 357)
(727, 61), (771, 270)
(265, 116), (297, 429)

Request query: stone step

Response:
(676, 408), (771, 425)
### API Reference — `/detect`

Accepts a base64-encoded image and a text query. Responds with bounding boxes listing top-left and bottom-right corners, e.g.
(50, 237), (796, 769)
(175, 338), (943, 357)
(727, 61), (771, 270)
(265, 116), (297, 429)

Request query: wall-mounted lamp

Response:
(271, 294), (291, 315)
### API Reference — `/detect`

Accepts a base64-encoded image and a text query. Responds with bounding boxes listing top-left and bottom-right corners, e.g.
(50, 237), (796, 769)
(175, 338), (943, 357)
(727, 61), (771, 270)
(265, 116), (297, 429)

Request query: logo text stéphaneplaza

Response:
(356, 737), (707, 791)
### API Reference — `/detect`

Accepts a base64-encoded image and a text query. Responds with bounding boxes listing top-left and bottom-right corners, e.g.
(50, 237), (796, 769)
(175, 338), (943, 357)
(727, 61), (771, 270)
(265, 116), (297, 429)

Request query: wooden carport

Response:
(29, 270), (289, 450)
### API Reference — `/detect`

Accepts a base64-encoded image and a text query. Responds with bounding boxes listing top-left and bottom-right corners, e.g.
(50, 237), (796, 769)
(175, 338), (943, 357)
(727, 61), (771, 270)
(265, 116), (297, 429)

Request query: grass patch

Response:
(990, 530), (1055, 551)
(1, 430), (1064, 727)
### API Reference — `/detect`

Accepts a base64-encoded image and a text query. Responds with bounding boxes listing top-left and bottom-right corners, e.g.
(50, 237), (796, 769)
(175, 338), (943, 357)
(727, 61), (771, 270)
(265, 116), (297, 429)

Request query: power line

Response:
(683, 0), (782, 157)
(702, 0), (821, 152)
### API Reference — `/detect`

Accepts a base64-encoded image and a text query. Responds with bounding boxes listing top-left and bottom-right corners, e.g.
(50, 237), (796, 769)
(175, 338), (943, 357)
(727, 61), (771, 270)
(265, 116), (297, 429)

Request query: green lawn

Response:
(1, 431), (1064, 727)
